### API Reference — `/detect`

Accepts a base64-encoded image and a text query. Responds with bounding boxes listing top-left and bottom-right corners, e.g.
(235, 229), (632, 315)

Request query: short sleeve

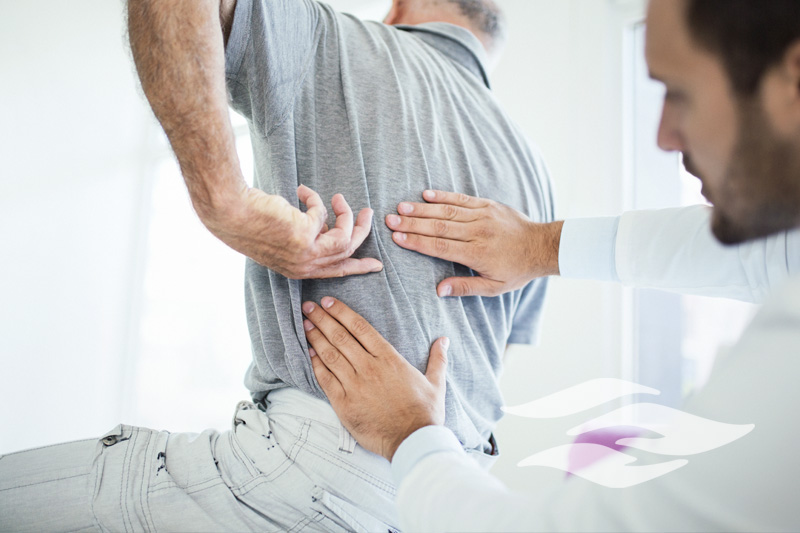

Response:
(225, 0), (323, 133)
(507, 146), (555, 346)
(507, 277), (549, 345)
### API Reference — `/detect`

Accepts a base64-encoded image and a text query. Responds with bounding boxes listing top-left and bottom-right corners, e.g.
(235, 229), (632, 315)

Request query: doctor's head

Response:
(646, 0), (800, 244)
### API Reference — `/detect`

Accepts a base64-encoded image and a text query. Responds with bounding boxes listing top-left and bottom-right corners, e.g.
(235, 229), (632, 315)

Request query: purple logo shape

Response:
(505, 379), (754, 488)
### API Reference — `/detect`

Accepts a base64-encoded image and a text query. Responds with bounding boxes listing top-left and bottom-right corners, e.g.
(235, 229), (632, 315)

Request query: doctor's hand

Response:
(385, 190), (564, 297)
(302, 297), (449, 461)
(200, 184), (382, 279)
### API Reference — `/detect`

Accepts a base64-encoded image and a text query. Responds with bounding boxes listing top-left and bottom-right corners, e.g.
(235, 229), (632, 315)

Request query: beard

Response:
(684, 99), (800, 245)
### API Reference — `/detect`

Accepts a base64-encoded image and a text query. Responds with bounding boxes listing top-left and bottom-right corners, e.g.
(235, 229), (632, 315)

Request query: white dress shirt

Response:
(391, 206), (800, 532)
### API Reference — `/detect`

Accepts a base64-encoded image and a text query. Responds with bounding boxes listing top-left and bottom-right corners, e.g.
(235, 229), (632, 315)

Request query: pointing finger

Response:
(310, 348), (345, 402)
(391, 232), (475, 265)
(422, 190), (491, 208)
(331, 193), (355, 238)
(385, 214), (473, 241)
(316, 297), (396, 358)
(436, 276), (506, 298)
(297, 184), (327, 234)
(302, 300), (370, 368)
(347, 207), (374, 253)
(425, 337), (450, 390)
(394, 201), (476, 222)
(302, 306), (357, 384)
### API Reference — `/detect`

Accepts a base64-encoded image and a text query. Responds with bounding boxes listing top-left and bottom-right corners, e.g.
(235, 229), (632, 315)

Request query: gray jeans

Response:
(0, 388), (399, 532)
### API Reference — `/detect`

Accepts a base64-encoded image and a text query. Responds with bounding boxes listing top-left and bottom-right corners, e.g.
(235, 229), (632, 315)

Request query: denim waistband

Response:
(265, 387), (343, 428)
(265, 387), (498, 470)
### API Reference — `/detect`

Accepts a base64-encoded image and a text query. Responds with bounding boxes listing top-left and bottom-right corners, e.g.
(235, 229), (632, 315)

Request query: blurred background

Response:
(0, 0), (756, 496)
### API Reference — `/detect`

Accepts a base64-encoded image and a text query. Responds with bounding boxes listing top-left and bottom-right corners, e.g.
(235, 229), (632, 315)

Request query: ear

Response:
(383, 0), (402, 25)
(762, 39), (800, 136)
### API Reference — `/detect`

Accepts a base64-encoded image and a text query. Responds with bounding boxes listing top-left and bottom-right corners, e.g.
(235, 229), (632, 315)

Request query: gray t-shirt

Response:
(225, 0), (555, 454)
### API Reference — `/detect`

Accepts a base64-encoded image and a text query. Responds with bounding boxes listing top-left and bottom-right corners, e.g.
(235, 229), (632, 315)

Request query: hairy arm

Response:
(127, 0), (381, 278)
(128, 0), (242, 219)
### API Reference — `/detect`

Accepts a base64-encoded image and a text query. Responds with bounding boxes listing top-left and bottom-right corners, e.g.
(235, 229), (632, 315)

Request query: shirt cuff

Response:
(558, 216), (621, 283)
(391, 426), (465, 486)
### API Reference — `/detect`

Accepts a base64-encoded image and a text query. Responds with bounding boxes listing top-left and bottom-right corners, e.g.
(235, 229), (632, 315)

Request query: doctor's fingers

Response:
(309, 347), (345, 402)
(304, 318), (357, 384)
(385, 214), (474, 241)
(421, 189), (493, 209)
(395, 200), (479, 222)
(391, 232), (480, 266)
(312, 297), (398, 358)
(302, 301), (371, 368)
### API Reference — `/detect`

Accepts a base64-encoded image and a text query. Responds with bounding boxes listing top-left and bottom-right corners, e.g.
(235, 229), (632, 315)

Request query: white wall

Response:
(0, 0), (638, 502)
(0, 0), (157, 452)
(490, 0), (642, 493)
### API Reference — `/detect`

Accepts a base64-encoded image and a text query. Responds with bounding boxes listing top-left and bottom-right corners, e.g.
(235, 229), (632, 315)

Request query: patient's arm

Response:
(127, 0), (381, 279)
(386, 190), (562, 296)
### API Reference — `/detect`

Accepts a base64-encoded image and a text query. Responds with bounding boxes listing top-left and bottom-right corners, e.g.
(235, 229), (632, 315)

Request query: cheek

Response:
(686, 101), (738, 183)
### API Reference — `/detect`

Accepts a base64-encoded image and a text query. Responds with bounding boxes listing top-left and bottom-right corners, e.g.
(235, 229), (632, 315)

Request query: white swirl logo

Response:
(503, 378), (754, 488)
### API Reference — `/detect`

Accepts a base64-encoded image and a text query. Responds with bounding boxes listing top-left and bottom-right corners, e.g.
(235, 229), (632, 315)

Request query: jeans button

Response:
(102, 435), (118, 446)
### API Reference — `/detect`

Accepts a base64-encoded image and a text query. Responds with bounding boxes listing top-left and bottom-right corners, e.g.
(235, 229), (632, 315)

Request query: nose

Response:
(656, 102), (684, 152)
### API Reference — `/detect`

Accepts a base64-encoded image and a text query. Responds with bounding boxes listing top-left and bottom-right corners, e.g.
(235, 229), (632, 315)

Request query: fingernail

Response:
(424, 190), (435, 200)
(309, 347), (317, 357)
(441, 337), (450, 351)
(438, 285), (452, 297)
(302, 302), (315, 314)
(394, 232), (407, 242)
(386, 214), (401, 227)
(372, 262), (384, 273)
(321, 297), (335, 309)
(398, 202), (413, 215)
(303, 319), (315, 332)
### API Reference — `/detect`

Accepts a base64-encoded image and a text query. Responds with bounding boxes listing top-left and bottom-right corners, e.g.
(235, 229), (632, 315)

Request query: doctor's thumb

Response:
(425, 337), (450, 390)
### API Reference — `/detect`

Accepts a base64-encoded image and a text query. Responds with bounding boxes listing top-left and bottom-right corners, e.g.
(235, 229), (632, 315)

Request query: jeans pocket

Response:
(312, 487), (400, 533)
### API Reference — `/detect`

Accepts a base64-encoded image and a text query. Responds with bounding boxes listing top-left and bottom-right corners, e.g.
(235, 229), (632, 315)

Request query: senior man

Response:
(302, 0), (800, 530)
(0, 0), (555, 530)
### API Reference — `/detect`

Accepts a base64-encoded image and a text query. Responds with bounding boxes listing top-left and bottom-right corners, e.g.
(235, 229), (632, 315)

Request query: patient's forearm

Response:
(127, 0), (243, 221)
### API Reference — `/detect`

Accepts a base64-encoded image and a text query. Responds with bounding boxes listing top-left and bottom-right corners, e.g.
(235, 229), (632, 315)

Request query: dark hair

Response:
(686, 0), (800, 96)
(445, 0), (505, 48)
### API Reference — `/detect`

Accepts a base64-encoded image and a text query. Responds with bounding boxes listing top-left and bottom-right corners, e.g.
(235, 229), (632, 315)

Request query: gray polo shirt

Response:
(225, 0), (555, 455)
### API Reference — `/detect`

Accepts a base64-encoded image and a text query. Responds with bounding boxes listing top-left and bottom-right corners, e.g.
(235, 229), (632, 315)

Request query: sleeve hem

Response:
(391, 426), (464, 486)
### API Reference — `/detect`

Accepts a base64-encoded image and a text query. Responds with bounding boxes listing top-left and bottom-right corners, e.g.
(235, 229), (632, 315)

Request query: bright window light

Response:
(625, 22), (758, 401)
(130, 111), (254, 432)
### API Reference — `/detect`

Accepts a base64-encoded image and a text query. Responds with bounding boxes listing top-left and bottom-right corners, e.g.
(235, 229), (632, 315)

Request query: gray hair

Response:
(444, 0), (506, 48)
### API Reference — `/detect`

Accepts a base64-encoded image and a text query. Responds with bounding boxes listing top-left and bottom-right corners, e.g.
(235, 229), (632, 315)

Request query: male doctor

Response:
(300, 0), (800, 530)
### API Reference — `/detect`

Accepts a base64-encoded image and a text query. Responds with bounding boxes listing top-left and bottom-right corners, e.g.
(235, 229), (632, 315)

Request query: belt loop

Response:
(338, 424), (356, 454)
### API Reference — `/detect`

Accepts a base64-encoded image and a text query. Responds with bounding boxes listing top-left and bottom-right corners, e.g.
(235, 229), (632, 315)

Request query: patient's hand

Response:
(302, 297), (449, 461)
(385, 190), (563, 297)
(204, 184), (382, 279)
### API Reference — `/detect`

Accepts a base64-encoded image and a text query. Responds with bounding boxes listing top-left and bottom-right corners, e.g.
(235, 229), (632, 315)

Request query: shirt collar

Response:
(395, 22), (491, 89)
